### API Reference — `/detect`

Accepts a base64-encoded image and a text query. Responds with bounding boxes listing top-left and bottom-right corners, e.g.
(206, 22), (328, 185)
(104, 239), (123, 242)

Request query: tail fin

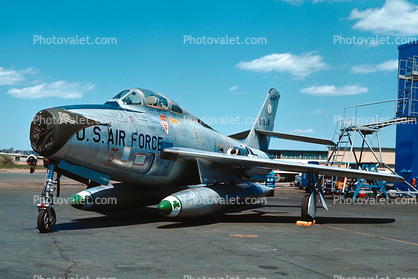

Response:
(244, 88), (280, 151)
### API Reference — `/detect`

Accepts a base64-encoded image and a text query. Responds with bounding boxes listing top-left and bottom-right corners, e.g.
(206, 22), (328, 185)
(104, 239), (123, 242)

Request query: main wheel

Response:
(37, 207), (56, 233)
(301, 194), (314, 221)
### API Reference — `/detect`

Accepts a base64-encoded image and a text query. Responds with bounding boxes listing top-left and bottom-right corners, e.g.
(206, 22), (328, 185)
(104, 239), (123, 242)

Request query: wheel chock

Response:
(296, 220), (316, 226)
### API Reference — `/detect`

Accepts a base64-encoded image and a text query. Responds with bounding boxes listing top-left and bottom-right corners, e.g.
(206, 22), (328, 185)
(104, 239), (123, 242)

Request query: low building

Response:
(327, 147), (396, 170)
(0, 152), (45, 166)
(268, 149), (328, 161)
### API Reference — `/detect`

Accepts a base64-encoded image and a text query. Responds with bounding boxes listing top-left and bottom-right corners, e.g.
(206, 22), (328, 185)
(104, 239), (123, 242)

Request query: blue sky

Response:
(0, 0), (415, 151)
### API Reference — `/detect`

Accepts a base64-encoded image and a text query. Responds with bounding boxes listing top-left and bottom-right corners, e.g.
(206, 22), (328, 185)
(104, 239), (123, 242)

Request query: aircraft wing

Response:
(163, 147), (404, 183)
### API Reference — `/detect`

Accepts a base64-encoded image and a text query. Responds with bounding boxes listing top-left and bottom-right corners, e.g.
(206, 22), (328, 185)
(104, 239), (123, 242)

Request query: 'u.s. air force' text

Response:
(76, 126), (163, 151)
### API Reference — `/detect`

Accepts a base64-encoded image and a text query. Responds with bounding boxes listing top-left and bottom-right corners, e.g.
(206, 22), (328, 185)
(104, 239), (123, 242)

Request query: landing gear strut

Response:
(36, 161), (60, 233)
(300, 172), (328, 222)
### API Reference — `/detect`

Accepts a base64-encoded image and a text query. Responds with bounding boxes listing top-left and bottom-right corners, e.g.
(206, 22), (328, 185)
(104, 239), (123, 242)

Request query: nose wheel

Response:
(37, 207), (56, 233)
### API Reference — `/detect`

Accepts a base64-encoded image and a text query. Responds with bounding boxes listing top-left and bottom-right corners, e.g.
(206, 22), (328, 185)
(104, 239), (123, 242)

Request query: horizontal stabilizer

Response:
(256, 130), (336, 146)
(228, 130), (250, 140)
(228, 129), (336, 146)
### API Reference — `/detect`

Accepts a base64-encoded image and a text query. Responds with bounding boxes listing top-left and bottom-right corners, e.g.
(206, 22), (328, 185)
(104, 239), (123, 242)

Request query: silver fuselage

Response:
(49, 89), (270, 187)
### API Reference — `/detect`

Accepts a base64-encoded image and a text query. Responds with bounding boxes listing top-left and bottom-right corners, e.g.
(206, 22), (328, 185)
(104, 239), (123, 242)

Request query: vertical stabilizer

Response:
(244, 88), (280, 151)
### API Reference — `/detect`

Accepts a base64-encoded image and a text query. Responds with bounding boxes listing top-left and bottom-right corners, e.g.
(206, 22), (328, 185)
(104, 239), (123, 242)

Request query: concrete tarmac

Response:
(1, 172), (418, 279)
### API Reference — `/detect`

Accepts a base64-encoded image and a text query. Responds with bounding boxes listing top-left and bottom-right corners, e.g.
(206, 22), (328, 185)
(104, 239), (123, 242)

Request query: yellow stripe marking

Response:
(230, 234), (258, 238)
(323, 225), (418, 246)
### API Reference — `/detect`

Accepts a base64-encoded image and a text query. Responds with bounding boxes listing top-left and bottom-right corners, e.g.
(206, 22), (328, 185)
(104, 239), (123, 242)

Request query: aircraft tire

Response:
(301, 194), (313, 221)
(37, 207), (56, 233)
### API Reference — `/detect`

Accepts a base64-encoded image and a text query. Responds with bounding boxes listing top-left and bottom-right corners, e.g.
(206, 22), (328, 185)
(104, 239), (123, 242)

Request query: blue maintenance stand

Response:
(341, 163), (389, 202)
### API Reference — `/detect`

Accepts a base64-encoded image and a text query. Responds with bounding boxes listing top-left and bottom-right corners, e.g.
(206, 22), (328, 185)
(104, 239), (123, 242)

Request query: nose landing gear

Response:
(36, 161), (60, 233)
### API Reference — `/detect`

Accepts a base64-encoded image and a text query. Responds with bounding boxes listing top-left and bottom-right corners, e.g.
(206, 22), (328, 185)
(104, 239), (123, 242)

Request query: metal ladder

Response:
(325, 120), (358, 192)
(397, 55), (418, 117)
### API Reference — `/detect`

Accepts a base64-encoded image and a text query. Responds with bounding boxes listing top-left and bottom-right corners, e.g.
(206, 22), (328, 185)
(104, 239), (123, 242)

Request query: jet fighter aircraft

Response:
(30, 88), (404, 233)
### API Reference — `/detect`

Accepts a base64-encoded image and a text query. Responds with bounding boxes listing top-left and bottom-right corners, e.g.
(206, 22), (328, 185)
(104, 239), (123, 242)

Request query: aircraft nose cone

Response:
(30, 108), (100, 157)
(157, 196), (182, 217)
(70, 191), (94, 210)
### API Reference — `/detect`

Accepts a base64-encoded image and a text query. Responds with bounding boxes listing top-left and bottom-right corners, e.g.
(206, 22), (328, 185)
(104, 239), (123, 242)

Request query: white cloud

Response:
(349, 0), (418, 36)
(351, 60), (398, 74)
(291, 128), (315, 134)
(366, 40), (381, 48)
(310, 109), (325, 115)
(7, 81), (95, 99)
(300, 84), (368, 96)
(229, 85), (239, 91)
(236, 51), (329, 79)
(0, 67), (38, 85)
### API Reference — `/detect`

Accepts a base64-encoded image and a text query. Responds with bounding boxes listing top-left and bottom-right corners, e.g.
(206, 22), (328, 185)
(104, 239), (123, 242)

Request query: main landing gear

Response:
(301, 194), (315, 222)
(36, 161), (60, 233)
(300, 172), (328, 222)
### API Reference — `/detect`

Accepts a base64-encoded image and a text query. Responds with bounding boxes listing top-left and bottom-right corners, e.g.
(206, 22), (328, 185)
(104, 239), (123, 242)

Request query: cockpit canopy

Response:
(112, 88), (169, 111)
(108, 88), (213, 130)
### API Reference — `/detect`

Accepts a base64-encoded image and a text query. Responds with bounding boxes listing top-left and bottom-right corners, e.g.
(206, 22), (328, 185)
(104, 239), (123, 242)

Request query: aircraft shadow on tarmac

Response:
(49, 204), (396, 232)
